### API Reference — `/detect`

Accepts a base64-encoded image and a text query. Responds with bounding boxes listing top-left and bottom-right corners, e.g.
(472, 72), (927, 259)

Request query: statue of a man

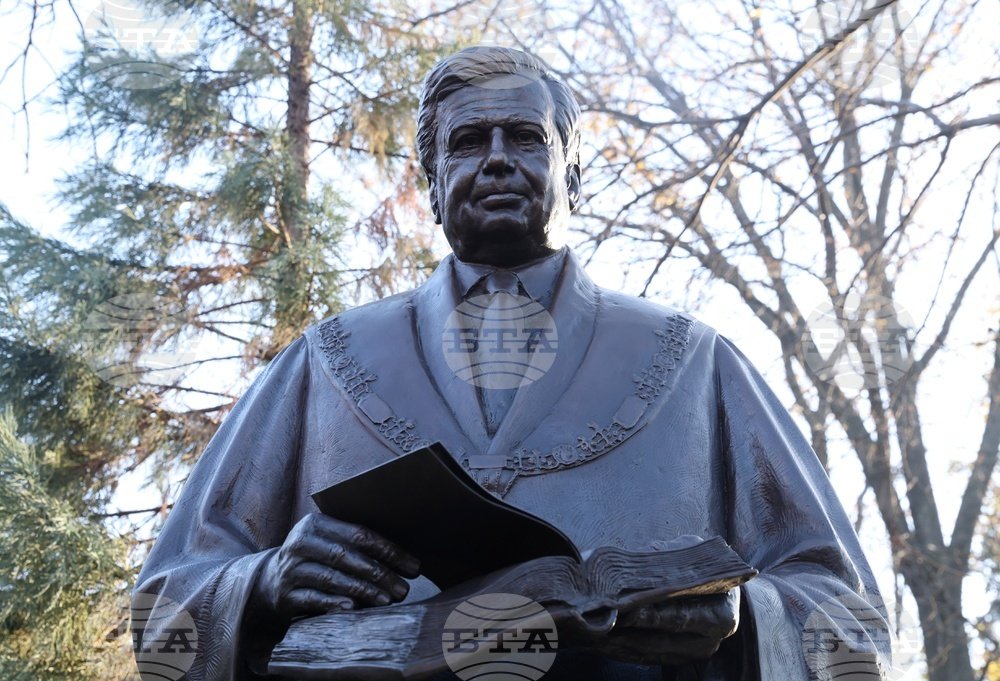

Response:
(134, 47), (888, 681)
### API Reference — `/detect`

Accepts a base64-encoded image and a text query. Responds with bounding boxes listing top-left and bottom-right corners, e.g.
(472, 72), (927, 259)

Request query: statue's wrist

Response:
(248, 550), (282, 616)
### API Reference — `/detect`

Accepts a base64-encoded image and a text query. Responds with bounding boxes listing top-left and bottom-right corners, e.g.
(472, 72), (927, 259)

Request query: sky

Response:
(2, 0), (998, 671)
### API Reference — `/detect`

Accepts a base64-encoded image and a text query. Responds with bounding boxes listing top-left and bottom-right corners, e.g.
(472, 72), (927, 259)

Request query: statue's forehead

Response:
(437, 82), (555, 138)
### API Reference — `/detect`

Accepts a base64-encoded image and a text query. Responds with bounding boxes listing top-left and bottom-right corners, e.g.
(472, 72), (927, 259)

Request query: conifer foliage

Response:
(1, 0), (450, 674)
(3, 0), (443, 496)
(0, 409), (132, 679)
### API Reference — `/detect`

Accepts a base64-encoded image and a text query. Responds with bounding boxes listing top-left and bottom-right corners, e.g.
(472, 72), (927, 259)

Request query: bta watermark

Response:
(799, 1), (918, 88)
(80, 291), (205, 387)
(83, 0), (197, 90)
(443, 292), (559, 389)
(800, 292), (914, 397)
(128, 593), (198, 680)
(444, 0), (560, 75)
(442, 593), (558, 681)
(802, 592), (922, 680)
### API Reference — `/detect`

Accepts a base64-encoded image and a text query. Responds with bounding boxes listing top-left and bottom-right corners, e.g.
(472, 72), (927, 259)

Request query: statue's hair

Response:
(416, 46), (581, 180)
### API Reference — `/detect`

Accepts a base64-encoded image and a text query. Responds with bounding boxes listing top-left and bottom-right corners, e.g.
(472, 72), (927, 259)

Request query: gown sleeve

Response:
(706, 333), (891, 680)
(132, 334), (311, 681)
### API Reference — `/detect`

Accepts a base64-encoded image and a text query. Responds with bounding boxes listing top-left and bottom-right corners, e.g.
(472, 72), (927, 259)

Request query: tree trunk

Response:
(284, 0), (313, 243)
(906, 563), (974, 681)
(271, 0), (315, 356)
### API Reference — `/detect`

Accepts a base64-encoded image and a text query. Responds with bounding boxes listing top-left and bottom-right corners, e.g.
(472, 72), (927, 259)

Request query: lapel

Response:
(410, 251), (601, 458)
(308, 281), (480, 463)
(412, 256), (493, 455)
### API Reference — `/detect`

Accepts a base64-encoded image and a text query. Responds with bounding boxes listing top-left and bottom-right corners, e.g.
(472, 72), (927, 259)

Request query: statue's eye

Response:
(454, 132), (482, 149)
(515, 130), (542, 145)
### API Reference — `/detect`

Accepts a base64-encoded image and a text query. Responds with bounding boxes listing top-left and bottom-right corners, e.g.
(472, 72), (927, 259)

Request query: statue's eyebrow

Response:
(444, 116), (547, 145)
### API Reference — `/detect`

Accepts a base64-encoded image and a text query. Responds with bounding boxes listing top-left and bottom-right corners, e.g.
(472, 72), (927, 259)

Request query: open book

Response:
(268, 443), (756, 679)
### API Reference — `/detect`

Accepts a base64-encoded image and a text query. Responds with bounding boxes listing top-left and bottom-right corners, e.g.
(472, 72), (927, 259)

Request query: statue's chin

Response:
(445, 208), (564, 266)
(473, 212), (530, 237)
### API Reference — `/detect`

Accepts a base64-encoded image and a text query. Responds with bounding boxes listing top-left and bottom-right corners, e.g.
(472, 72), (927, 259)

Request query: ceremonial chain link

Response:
(318, 317), (429, 452)
(498, 314), (693, 479)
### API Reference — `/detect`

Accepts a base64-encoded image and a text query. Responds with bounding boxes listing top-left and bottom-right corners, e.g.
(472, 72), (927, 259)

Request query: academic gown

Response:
(133, 250), (890, 680)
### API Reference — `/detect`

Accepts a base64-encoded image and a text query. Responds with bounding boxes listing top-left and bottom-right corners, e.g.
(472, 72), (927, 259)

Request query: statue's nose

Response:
(483, 128), (515, 175)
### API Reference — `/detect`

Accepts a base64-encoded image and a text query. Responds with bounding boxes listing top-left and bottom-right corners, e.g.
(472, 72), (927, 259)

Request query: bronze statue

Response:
(134, 47), (888, 680)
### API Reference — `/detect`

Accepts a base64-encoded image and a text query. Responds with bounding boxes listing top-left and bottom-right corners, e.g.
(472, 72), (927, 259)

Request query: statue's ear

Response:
(566, 163), (582, 212)
(428, 175), (442, 224)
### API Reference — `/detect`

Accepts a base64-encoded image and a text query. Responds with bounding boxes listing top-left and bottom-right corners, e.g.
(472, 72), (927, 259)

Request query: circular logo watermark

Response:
(442, 292), (559, 389)
(438, 0), (561, 82)
(802, 592), (922, 680)
(83, 0), (197, 90)
(800, 292), (914, 397)
(799, 1), (918, 88)
(442, 593), (558, 681)
(128, 592), (198, 681)
(80, 291), (203, 387)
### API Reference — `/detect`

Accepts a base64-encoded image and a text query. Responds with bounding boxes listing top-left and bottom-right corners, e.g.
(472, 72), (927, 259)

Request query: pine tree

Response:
(2, 0), (462, 672)
(3, 0), (447, 498)
(0, 408), (133, 679)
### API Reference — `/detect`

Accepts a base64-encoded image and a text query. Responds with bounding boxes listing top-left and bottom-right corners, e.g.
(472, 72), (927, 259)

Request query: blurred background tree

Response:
(3, 0), (446, 501)
(509, 0), (999, 679)
(0, 409), (133, 679)
(1, 0), (461, 675)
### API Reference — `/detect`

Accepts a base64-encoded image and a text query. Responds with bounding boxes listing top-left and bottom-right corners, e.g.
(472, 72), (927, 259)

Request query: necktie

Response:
(475, 270), (522, 436)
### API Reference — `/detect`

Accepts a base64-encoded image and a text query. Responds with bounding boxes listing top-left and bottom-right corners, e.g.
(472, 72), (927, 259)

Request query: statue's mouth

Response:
(478, 192), (524, 208)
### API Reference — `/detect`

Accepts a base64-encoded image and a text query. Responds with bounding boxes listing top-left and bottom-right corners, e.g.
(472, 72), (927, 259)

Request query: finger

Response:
(283, 587), (356, 617)
(292, 560), (395, 607)
(295, 535), (410, 602)
(308, 514), (421, 578)
(619, 595), (737, 638)
(603, 630), (722, 663)
(617, 605), (659, 629)
(674, 594), (739, 638)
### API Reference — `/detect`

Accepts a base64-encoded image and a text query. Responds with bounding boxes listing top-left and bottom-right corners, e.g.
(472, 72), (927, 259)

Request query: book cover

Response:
(311, 442), (579, 589)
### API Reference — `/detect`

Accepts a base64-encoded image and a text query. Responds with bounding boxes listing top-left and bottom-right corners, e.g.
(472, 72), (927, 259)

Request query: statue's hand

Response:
(250, 513), (420, 621)
(578, 589), (740, 666)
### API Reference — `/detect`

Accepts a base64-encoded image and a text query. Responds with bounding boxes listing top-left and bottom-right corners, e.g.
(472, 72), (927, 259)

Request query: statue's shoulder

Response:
(303, 288), (417, 346)
(594, 284), (718, 343)
(327, 289), (415, 322)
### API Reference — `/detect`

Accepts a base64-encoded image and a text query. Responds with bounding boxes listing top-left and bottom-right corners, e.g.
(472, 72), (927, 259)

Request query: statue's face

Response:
(430, 79), (580, 267)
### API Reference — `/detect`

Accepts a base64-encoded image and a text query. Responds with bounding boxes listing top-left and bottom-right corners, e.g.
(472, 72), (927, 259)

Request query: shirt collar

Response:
(451, 247), (568, 306)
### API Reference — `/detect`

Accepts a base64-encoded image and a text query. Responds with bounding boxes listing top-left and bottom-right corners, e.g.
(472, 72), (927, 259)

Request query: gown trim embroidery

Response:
(315, 313), (693, 497)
